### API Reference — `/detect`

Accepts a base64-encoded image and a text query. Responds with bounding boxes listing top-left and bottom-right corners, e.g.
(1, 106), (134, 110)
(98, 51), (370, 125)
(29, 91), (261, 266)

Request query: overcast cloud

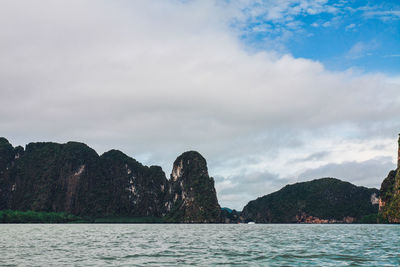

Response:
(1, 1), (399, 209)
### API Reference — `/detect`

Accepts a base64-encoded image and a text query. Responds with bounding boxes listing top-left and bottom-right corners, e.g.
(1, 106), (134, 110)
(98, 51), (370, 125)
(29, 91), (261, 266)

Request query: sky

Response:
(0, 0), (399, 210)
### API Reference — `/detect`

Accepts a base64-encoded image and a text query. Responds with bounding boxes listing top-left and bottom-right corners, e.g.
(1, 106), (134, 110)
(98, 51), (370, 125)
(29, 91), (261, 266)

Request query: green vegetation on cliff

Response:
(0, 210), (83, 223)
(379, 169), (400, 223)
(0, 210), (168, 223)
(378, 134), (400, 223)
(0, 138), (222, 223)
(242, 178), (379, 223)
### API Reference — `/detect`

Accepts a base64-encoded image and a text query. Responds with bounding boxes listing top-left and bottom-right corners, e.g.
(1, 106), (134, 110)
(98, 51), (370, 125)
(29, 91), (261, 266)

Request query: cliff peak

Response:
(171, 151), (208, 182)
(0, 137), (10, 145)
(101, 149), (130, 160)
(175, 150), (205, 161)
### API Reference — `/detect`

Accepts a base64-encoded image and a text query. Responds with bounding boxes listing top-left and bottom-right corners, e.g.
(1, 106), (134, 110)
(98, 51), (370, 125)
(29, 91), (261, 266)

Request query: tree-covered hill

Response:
(241, 178), (379, 223)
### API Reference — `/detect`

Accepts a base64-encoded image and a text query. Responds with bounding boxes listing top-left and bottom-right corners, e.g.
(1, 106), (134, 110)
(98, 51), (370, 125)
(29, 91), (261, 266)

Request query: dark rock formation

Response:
(99, 150), (168, 217)
(15, 141), (101, 215)
(0, 138), (17, 210)
(379, 134), (400, 223)
(165, 151), (221, 222)
(241, 178), (379, 223)
(0, 138), (221, 222)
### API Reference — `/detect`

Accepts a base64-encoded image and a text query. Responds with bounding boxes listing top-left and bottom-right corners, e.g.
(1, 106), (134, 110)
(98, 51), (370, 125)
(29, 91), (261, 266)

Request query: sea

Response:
(1, 224), (399, 266)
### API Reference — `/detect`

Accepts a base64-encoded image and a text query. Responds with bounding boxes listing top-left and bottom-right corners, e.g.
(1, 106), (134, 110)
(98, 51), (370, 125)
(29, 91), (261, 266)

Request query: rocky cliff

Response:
(98, 149), (168, 217)
(165, 151), (221, 223)
(0, 138), (220, 222)
(241, 178), (379, 223)
(378, 135), (400, 223)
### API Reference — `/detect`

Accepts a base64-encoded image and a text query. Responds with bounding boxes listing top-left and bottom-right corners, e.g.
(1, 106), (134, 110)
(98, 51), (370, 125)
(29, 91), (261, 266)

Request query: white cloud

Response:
(322, 21), (331, 27)
(346, 40), (379, 59)
(363, 10), (400, 21)
(229, 0), (336, 31)
(0, 0), (399, 209)
(345, 23), (356, 31)
(298, 156), (396, 188)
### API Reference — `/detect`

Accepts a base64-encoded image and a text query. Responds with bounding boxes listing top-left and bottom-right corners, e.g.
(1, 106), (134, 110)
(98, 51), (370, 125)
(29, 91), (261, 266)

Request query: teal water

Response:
(0, 224), (399, 266)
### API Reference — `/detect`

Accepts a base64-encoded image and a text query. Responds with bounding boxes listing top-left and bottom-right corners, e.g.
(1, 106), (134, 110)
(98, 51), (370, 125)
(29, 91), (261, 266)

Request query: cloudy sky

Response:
(1, 0), (399, 210)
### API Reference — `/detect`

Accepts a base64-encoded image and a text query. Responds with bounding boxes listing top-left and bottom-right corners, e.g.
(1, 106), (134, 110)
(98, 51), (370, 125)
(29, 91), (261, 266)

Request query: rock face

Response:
(241, 178), (379, 223)
(0, 138), (221, 222)
(7, 141), (101, 215)
(0, 139), (168, 216)
(0, 138), (18, 210)
(379, 135), (400, 223)
(165, 151), (221, 222)
(98, 150), (168, 217)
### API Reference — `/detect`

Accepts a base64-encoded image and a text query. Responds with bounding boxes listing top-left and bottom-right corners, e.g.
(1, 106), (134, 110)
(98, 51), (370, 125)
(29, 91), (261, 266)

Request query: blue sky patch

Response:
(233, 0), (400, 74)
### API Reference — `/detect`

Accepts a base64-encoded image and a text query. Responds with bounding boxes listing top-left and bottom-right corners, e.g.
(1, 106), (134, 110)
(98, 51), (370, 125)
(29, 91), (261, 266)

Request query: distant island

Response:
(0, 135), (399, 224)
(240, 178), (379, 223)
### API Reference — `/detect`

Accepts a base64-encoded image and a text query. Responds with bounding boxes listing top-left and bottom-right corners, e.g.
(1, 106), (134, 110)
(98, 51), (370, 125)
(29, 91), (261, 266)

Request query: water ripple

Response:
(0, 224), (399, 266)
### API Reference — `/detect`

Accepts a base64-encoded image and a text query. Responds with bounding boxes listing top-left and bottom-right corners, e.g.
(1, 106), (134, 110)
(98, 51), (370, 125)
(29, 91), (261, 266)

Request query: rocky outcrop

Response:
(165, 151), (221, 222)
(14, 141), (101, 215)
(0, 138), (221, 222)
(379, 170), (397, 209)
(378, 134), (400, 223)
(241, 178), (379, 223)
(0, 138), (18, 210)
(98, 150), (168, 217)
(1, 140), (108, 215)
